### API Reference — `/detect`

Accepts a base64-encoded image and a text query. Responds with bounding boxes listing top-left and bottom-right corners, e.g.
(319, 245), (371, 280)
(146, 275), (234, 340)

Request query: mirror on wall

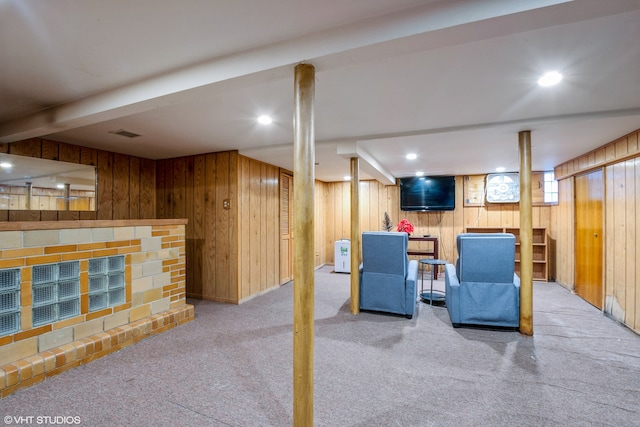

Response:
(0, 154), (96, 211)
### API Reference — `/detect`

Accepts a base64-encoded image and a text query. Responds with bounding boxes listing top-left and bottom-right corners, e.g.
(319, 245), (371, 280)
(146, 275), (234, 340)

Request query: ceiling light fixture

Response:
(495, 167), (506, 172)
(406, 153), (417, 160)
(0, 162), (12, 169)
(257, 115), (273, 125)
(415, 171), (424, 177)
(344, 175), (351, 181)
(56, 184), (65, 189)
(537, 71), (563, 87)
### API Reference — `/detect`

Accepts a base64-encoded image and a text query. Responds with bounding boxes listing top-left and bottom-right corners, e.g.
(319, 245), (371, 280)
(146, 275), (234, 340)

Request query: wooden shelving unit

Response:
(465, 227), (548, 281)
(407, 236), (440, 279)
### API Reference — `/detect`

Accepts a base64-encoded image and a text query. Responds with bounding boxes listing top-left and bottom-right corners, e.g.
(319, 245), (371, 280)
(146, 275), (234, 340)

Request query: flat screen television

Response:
(399, 175), (455, 211)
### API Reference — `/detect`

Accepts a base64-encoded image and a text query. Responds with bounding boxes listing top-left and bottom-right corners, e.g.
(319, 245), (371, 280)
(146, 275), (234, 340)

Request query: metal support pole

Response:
(519, 130), (534, 335)
(292, 63), (315, 426)
(64, 183), (71, 211)
(350, 157), (360, 315)
(25, 182), (32, 210)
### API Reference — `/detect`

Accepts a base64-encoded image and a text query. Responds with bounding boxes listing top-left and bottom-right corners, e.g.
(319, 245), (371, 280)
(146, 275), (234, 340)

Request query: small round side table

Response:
(419, 259), (447, 305)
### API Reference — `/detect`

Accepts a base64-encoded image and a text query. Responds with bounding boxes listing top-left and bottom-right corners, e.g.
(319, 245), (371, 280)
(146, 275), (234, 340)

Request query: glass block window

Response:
(32, 261), (80, 327)
(543, 171), (559, 203)
(0, 268), (20, 337)
(88, 256), (125, 312)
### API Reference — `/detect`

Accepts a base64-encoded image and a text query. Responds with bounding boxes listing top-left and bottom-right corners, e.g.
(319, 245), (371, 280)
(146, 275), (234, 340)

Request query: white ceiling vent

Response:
(108, 129), (141, 138)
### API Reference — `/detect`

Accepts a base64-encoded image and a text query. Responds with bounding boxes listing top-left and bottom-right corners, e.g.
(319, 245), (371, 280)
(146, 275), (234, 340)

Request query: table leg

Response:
(430, 265), (434, 306)
(420, 262), (425, 297)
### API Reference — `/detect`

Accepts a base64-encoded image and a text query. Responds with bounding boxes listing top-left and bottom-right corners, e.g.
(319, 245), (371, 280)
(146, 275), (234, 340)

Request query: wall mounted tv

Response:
(399, 175), (455, 211)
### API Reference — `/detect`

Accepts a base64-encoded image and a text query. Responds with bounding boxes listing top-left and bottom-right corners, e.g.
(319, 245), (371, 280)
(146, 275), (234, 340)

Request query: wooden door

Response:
(280, 172), (294, 283)
(575, 169), (604, 309)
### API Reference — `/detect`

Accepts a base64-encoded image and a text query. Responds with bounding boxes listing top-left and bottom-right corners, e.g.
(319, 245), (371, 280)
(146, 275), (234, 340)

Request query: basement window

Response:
(88, 256), (125, 311)
(32, 261), (80, 327)
(0, 268), (20, 337)
(543, 172), (558, 203)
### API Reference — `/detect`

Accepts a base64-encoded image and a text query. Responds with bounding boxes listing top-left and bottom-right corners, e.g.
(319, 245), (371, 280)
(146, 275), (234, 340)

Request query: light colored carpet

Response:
(1, 265), (639, 426)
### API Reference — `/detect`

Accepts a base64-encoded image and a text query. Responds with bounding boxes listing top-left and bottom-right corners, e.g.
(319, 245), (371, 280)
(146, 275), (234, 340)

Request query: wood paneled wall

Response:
(555, 129), (639, 334)
(604, 158), (639, 330)
(238, 155), (280, 301)
(320, 177), (555, 275)
(3, 138), (563, 307)
(554, 177), (574, 288)
(157, 152), (281, 304)
(0, 138), (155, 221)
(555, 129), (640, 181)
(157, 152), (238, 303)
(314, 180), (328, 267)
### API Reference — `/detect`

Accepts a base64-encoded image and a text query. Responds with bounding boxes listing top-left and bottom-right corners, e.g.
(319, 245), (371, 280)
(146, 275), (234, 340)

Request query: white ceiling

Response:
(1, 0), (639, 183)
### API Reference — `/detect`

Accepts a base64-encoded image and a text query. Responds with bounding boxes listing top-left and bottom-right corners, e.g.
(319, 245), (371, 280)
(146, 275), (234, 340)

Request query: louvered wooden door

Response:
(280, 173), (294, 283)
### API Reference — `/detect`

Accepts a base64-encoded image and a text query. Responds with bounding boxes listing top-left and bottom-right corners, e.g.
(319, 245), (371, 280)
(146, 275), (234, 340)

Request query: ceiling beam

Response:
(355, 107), (640, 142)
(0, 0), (571, 143)
(337, 141), (396, 185)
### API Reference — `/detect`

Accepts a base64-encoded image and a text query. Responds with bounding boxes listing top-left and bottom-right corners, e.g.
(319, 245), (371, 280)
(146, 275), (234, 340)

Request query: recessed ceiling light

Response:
(415, 171), (424, 177)
(0, 162), (12, 169)
(56, 184), (65, 189)
(406, 153), (417, 160)
(344, 175), (352, 181)
(495, 167), (506, 172)
(537, 71), (563, 87)
(257, 115), (273, 125)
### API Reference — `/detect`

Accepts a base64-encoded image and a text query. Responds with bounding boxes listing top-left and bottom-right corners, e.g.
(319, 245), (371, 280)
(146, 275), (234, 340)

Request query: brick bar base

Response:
(0, 305), (194, 398)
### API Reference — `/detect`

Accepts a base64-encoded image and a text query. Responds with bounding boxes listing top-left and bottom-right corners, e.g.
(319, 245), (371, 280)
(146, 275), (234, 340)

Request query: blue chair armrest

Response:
(407, 260), (418, 285)
(405, 260), (419, 314)
(445, 263), (460, 324)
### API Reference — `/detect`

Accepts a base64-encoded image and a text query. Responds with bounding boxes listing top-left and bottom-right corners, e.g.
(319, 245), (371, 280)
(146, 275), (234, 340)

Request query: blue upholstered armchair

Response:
(359, 232), (419, 318)
(445, 233), (520, 328)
